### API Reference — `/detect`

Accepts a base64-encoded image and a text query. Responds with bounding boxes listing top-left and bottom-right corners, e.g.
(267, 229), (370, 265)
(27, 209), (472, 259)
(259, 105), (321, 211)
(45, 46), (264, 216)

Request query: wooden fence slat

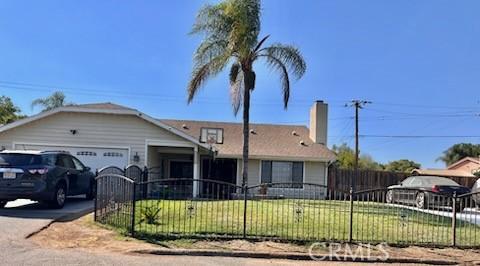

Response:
(327, 167), (478, 191)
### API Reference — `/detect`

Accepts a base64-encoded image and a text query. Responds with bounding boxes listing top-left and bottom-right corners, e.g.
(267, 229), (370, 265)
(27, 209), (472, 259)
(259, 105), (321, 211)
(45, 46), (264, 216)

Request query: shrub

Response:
(139, 206), (161, 225)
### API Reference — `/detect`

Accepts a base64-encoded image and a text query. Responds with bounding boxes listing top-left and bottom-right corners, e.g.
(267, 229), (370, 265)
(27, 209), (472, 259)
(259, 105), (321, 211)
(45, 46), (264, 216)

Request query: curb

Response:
(131, 248), (458, 265)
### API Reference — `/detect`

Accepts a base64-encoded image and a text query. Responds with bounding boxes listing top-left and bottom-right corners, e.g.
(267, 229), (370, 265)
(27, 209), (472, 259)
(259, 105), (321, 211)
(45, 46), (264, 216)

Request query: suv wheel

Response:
(0, 201), (7, 208)
(49, 184), (67, 209)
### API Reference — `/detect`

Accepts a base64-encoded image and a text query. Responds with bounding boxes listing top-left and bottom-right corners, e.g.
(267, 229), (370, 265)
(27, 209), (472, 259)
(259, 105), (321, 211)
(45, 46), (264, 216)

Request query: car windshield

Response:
(0, 154), (43, 166)
(423, 176), (459, 186)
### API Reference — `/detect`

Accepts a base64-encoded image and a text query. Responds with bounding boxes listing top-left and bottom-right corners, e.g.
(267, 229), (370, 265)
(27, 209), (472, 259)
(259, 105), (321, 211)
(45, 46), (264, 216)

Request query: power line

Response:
(0, 79), (478, 110)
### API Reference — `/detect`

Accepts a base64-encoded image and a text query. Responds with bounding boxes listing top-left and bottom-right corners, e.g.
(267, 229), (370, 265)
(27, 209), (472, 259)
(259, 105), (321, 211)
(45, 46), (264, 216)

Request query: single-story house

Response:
(413, 157), (480, 178)
(0, 101), (336, 195)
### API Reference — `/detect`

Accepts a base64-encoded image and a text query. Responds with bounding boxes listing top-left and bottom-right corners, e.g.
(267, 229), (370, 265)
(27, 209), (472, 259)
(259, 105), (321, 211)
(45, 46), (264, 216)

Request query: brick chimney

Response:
(309, 100), (328, 145)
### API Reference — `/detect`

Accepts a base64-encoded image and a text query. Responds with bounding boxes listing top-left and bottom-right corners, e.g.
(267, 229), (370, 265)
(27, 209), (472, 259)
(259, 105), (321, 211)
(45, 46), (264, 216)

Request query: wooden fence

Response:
(327, 167), (478, 192)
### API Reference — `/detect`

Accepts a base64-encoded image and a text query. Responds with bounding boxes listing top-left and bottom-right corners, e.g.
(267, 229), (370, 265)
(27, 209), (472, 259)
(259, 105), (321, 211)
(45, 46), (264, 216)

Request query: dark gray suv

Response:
(0, 150), (96, 209)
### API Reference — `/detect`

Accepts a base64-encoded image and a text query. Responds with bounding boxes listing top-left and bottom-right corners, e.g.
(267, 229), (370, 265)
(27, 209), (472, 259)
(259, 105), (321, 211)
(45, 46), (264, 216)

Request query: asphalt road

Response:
(0, 199), (421, 265)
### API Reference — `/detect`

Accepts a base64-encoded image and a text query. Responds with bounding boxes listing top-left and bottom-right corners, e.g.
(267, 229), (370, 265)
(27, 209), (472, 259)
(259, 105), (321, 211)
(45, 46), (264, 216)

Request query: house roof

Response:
(71, 102), (136, 111)
(0, 103), (211, 150)
(447, 157), (480, 170)
(0, 102), (336, 162)
(412, 168), (476, 178)
(160, 119), (336, 162)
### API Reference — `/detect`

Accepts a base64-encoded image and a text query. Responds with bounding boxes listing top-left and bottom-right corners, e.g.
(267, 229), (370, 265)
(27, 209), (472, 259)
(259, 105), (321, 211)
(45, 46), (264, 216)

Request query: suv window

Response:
(56, 155), (75, 169)
(41, 154), (56, 166)
(410, 178), (423, 187)
(401, 177), (414, 186)
(0, 154), (42, 166)
(71, 157), (85, 171)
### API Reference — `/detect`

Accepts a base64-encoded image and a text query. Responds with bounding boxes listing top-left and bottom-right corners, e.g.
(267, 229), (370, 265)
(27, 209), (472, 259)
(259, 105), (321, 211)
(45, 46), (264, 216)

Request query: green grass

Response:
(103, 199), (480, 246)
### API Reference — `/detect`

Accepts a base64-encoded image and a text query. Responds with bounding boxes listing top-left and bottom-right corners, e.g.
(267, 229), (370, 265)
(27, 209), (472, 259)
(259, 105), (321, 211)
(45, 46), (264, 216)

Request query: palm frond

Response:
(187, 56), (230, 103)
(258, 44), (306, 79)
(31, 98), (47, 109)
(260, 55), (290, 109)
(229, 62), (244, 115)
(194, 40), (230, 66)
(254, 35), (269, 52)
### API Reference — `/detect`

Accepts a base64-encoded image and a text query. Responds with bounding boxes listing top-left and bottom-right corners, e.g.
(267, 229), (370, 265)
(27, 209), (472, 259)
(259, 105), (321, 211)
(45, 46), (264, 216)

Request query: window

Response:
(72, 157), (85, 171)
(77, 151), (96, 156)
(200, 128), (224, 144)
(41, 154), (56, 166)
(103, 152), (123, 157)
(0, 154), (42, 166)
(261, 161), (303, 188)
(56, 155), (75, 169)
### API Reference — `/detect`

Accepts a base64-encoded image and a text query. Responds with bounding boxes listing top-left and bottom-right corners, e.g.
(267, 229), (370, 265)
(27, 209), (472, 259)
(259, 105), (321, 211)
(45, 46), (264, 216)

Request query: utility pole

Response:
(346, 100), (371, 190)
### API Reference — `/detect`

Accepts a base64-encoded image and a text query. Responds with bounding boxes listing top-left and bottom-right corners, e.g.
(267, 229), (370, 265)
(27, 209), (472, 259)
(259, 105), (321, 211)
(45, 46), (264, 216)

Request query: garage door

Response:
(13, 144), (129, 172)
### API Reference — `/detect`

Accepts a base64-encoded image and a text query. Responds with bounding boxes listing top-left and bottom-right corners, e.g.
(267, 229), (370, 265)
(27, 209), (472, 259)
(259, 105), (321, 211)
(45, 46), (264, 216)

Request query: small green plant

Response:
(139, 206), (161, 225)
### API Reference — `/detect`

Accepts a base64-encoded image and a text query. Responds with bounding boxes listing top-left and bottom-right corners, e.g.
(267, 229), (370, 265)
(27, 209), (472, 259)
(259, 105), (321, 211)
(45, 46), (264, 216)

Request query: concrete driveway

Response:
(0, 197), (93, 239)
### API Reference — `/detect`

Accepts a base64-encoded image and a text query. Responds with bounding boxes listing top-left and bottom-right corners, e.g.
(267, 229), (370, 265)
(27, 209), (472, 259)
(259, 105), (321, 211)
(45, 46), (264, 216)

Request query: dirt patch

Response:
(30, 214), (480, 264)
(30, 214), (156, 253)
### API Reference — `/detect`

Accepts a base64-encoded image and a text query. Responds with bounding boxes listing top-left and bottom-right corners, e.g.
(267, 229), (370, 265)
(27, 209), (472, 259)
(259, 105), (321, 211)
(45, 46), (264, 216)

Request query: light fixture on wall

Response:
(70, 129), (78, 135)
(133, 152), (140, 163)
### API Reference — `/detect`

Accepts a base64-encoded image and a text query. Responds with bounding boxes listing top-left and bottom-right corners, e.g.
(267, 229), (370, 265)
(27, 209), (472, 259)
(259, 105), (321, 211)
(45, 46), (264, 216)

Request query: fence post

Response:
(93, 178), (98, 222)
(243, 185), (248, 239)
(131, 182), (137, 237)
(143, 166), (149, 198)
(451, 192), (457, 247)
(348, 186), (354, 243)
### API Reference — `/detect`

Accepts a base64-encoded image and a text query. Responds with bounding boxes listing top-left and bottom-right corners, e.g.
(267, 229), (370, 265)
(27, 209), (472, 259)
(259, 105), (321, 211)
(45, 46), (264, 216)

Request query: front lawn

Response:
(129, 199), (480, 246)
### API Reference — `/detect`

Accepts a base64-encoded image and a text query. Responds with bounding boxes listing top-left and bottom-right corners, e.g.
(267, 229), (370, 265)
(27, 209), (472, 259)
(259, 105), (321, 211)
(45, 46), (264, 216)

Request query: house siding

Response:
(0, 112), (186, 166)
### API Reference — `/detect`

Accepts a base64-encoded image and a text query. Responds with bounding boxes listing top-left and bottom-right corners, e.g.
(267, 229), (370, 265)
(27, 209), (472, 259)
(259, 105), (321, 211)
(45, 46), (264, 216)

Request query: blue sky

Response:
(0, 0), (478, 168)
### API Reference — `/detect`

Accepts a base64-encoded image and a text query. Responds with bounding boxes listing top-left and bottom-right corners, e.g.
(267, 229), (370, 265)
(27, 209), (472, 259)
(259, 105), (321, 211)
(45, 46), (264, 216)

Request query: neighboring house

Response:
(0, 101), (336, 195)
(413, 157), (480, 178)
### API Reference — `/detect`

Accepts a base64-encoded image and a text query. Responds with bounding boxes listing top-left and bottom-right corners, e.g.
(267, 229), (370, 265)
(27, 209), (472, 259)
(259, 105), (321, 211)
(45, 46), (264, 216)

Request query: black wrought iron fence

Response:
(94, 174), (480, 247)
(94, 174), (135, 233)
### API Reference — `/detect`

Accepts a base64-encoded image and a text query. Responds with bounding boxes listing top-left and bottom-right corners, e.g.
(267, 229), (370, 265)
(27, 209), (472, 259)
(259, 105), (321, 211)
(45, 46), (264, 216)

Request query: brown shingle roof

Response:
(160, 119), (336, 161)
(73, 102), (135, 111)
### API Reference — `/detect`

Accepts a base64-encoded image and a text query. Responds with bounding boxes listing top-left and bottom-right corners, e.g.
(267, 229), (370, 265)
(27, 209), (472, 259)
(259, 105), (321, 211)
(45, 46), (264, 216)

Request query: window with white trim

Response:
(261, 161), (303, 188)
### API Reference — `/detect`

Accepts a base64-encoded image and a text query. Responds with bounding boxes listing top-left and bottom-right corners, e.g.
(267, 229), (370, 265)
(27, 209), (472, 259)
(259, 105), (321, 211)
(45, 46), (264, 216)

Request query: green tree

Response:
(384, 159), (421, 173)
(331, 143), (384, 171)
(359, 154), (384, 171)
(187, 0), (306, 186)
(0, 96), (25, 125)
(437, 143), (480, 166)
(31, 91), (71, 112)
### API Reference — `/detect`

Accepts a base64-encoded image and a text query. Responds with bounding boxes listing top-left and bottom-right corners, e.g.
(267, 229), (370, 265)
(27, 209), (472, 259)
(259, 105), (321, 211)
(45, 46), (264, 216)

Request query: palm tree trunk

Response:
(241, 70), (254, 187)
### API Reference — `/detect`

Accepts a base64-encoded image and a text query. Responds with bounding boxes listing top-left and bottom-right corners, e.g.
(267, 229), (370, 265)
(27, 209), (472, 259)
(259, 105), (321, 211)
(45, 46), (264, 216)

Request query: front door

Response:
(169, 161), (193, 179)
(169, 161), (193, 198)
(201, 158), (237, 197)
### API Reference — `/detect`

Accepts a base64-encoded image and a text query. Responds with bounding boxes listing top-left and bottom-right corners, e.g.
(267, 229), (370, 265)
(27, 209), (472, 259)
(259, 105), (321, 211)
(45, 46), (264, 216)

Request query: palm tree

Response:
(31, 91), (70, 112)
(187, 0), (306, 186)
